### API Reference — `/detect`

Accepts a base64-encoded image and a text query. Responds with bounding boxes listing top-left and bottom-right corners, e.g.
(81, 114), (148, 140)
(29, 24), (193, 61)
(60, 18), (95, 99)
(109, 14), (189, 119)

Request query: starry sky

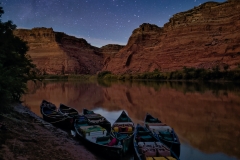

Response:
(1, 0), (226, 47)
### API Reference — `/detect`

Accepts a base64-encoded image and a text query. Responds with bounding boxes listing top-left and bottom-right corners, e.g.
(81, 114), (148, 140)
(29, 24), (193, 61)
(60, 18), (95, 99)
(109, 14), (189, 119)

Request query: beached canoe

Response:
(58, 103), (79, 117)
(40, 100), (74, 129)
(58, 103), (79, 129)
(40, 99), (57, 115)
(144, 113), (181, 157)
(74, 114), (123, 159)
(133, 124), (179, 160)
(110, 110), (135, 154)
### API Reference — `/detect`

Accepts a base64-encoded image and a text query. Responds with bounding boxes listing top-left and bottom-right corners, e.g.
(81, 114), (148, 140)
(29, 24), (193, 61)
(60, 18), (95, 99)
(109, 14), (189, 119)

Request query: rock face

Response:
(13, 1), (240, 75)
(103, 0), (240, 74)
(100, 44), (125, 55)
(100, 44), (125, 67)
(13, 27), (103, 74)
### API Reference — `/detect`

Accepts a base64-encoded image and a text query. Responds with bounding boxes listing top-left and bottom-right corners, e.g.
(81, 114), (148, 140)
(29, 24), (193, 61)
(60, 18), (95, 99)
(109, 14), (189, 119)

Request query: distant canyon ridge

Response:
(13, 0), (240, 75)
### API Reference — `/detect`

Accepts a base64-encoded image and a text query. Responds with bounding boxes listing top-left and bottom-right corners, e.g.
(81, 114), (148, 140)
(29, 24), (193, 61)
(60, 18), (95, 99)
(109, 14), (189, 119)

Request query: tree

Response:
(0, 6), (39, 106)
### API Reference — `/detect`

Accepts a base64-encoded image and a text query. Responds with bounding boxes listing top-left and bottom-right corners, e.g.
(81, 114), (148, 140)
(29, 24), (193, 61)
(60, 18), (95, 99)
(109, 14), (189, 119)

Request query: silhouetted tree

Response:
(0, 6), (39, 107)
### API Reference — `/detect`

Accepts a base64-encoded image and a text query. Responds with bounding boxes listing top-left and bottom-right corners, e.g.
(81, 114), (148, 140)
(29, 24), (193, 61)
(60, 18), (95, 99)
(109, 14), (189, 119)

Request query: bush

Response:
(96, 67), (240, 82)
(97, 71), (112, 78)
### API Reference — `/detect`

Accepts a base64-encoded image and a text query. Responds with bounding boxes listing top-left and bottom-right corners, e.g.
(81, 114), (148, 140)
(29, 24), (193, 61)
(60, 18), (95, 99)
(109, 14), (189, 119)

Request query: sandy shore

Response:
(0, 104), (104, 160)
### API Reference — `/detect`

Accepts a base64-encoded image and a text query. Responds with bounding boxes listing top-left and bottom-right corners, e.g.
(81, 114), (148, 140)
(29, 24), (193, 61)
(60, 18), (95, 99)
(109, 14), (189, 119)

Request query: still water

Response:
(22, 80), (240, 160)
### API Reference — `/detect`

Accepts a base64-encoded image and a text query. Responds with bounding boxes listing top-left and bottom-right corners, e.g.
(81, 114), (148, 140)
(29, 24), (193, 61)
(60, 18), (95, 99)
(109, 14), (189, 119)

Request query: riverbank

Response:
(0, 104), (102, 160)
(41, 67), (240, 82)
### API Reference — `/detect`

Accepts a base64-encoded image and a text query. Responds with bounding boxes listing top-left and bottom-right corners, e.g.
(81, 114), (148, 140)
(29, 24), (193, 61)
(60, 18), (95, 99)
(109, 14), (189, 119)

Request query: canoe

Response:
(110, 110), (135, 154)
(58, 103), (79, 129)
(59, 103), (79, 117)
(74, 114), (124, 159)
(144, 113), (181, 157)
(40, 100), (73, 129)
(82, 108), (111, 133)
(40, 99), (57, 115)
(133, 124), (179, 160)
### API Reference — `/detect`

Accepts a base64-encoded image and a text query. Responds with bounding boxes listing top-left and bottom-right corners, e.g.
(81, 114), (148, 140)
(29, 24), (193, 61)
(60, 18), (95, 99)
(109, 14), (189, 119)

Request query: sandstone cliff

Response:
(100, 44), (125, 67)
(13, 28), (125, 75)
(100, 44), (125, 55)
(13, 0), (240, 75)
(103, 0), (240, 74)
(13, 27), (104, 74)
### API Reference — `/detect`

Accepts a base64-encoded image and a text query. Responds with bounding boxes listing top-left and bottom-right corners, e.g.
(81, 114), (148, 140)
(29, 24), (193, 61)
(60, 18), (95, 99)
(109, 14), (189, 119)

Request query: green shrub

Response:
(97, 71), (112, 78)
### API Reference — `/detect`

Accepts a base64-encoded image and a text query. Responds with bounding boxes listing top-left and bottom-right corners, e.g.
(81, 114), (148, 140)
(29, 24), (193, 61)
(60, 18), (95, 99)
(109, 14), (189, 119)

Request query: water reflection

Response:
(22, 80), (240, 160)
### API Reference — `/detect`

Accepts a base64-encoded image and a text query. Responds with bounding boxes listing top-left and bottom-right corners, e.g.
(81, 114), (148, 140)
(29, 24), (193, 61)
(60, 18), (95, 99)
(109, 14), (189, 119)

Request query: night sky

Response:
(1, 0), (226, 47)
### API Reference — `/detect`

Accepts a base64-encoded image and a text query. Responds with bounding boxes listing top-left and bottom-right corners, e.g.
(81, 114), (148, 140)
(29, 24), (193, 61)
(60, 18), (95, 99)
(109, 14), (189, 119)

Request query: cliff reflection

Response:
(22, 80), (240, 159)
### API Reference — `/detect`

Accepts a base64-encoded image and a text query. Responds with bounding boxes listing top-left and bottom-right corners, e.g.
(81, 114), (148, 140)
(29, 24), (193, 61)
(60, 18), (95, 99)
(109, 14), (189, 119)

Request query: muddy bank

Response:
(0, 104), (103, 160)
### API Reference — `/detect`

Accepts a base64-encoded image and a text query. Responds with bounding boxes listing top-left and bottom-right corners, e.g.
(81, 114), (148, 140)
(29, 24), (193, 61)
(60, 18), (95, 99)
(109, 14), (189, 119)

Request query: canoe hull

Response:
(42, 114), (72, 128)
(74, 115), (123, 159)
(159, 137), (180, 158)
(58, 103), (79, 117)
(40, 100), (74, 129)
(40, 100), (57, 115)
(58, 103), (79, 129)
(111, 111), (135, 155)
(76, 134), (123, 159)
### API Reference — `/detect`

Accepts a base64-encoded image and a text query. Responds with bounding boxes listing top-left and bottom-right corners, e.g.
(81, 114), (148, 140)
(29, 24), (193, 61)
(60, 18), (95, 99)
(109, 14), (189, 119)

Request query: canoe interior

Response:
(144, 114), (181, 158)
(133, 124), (179, 160)
(111, 111), (135, 154)
(74, 115), (124, 159)
(83, 109), (111, 132)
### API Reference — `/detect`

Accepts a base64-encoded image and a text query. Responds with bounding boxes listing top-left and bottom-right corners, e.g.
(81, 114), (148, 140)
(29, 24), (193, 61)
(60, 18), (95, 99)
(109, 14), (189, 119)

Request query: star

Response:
(0, 0), (226, 47)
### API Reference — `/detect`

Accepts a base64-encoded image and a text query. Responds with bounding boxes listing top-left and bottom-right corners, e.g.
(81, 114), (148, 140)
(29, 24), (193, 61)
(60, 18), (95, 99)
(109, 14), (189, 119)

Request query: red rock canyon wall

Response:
(103, 0), (240, 74)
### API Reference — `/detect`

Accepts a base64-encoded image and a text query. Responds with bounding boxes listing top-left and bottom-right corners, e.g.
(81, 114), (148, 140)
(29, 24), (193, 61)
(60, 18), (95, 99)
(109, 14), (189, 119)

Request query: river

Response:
(22, 80), (240, 160)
